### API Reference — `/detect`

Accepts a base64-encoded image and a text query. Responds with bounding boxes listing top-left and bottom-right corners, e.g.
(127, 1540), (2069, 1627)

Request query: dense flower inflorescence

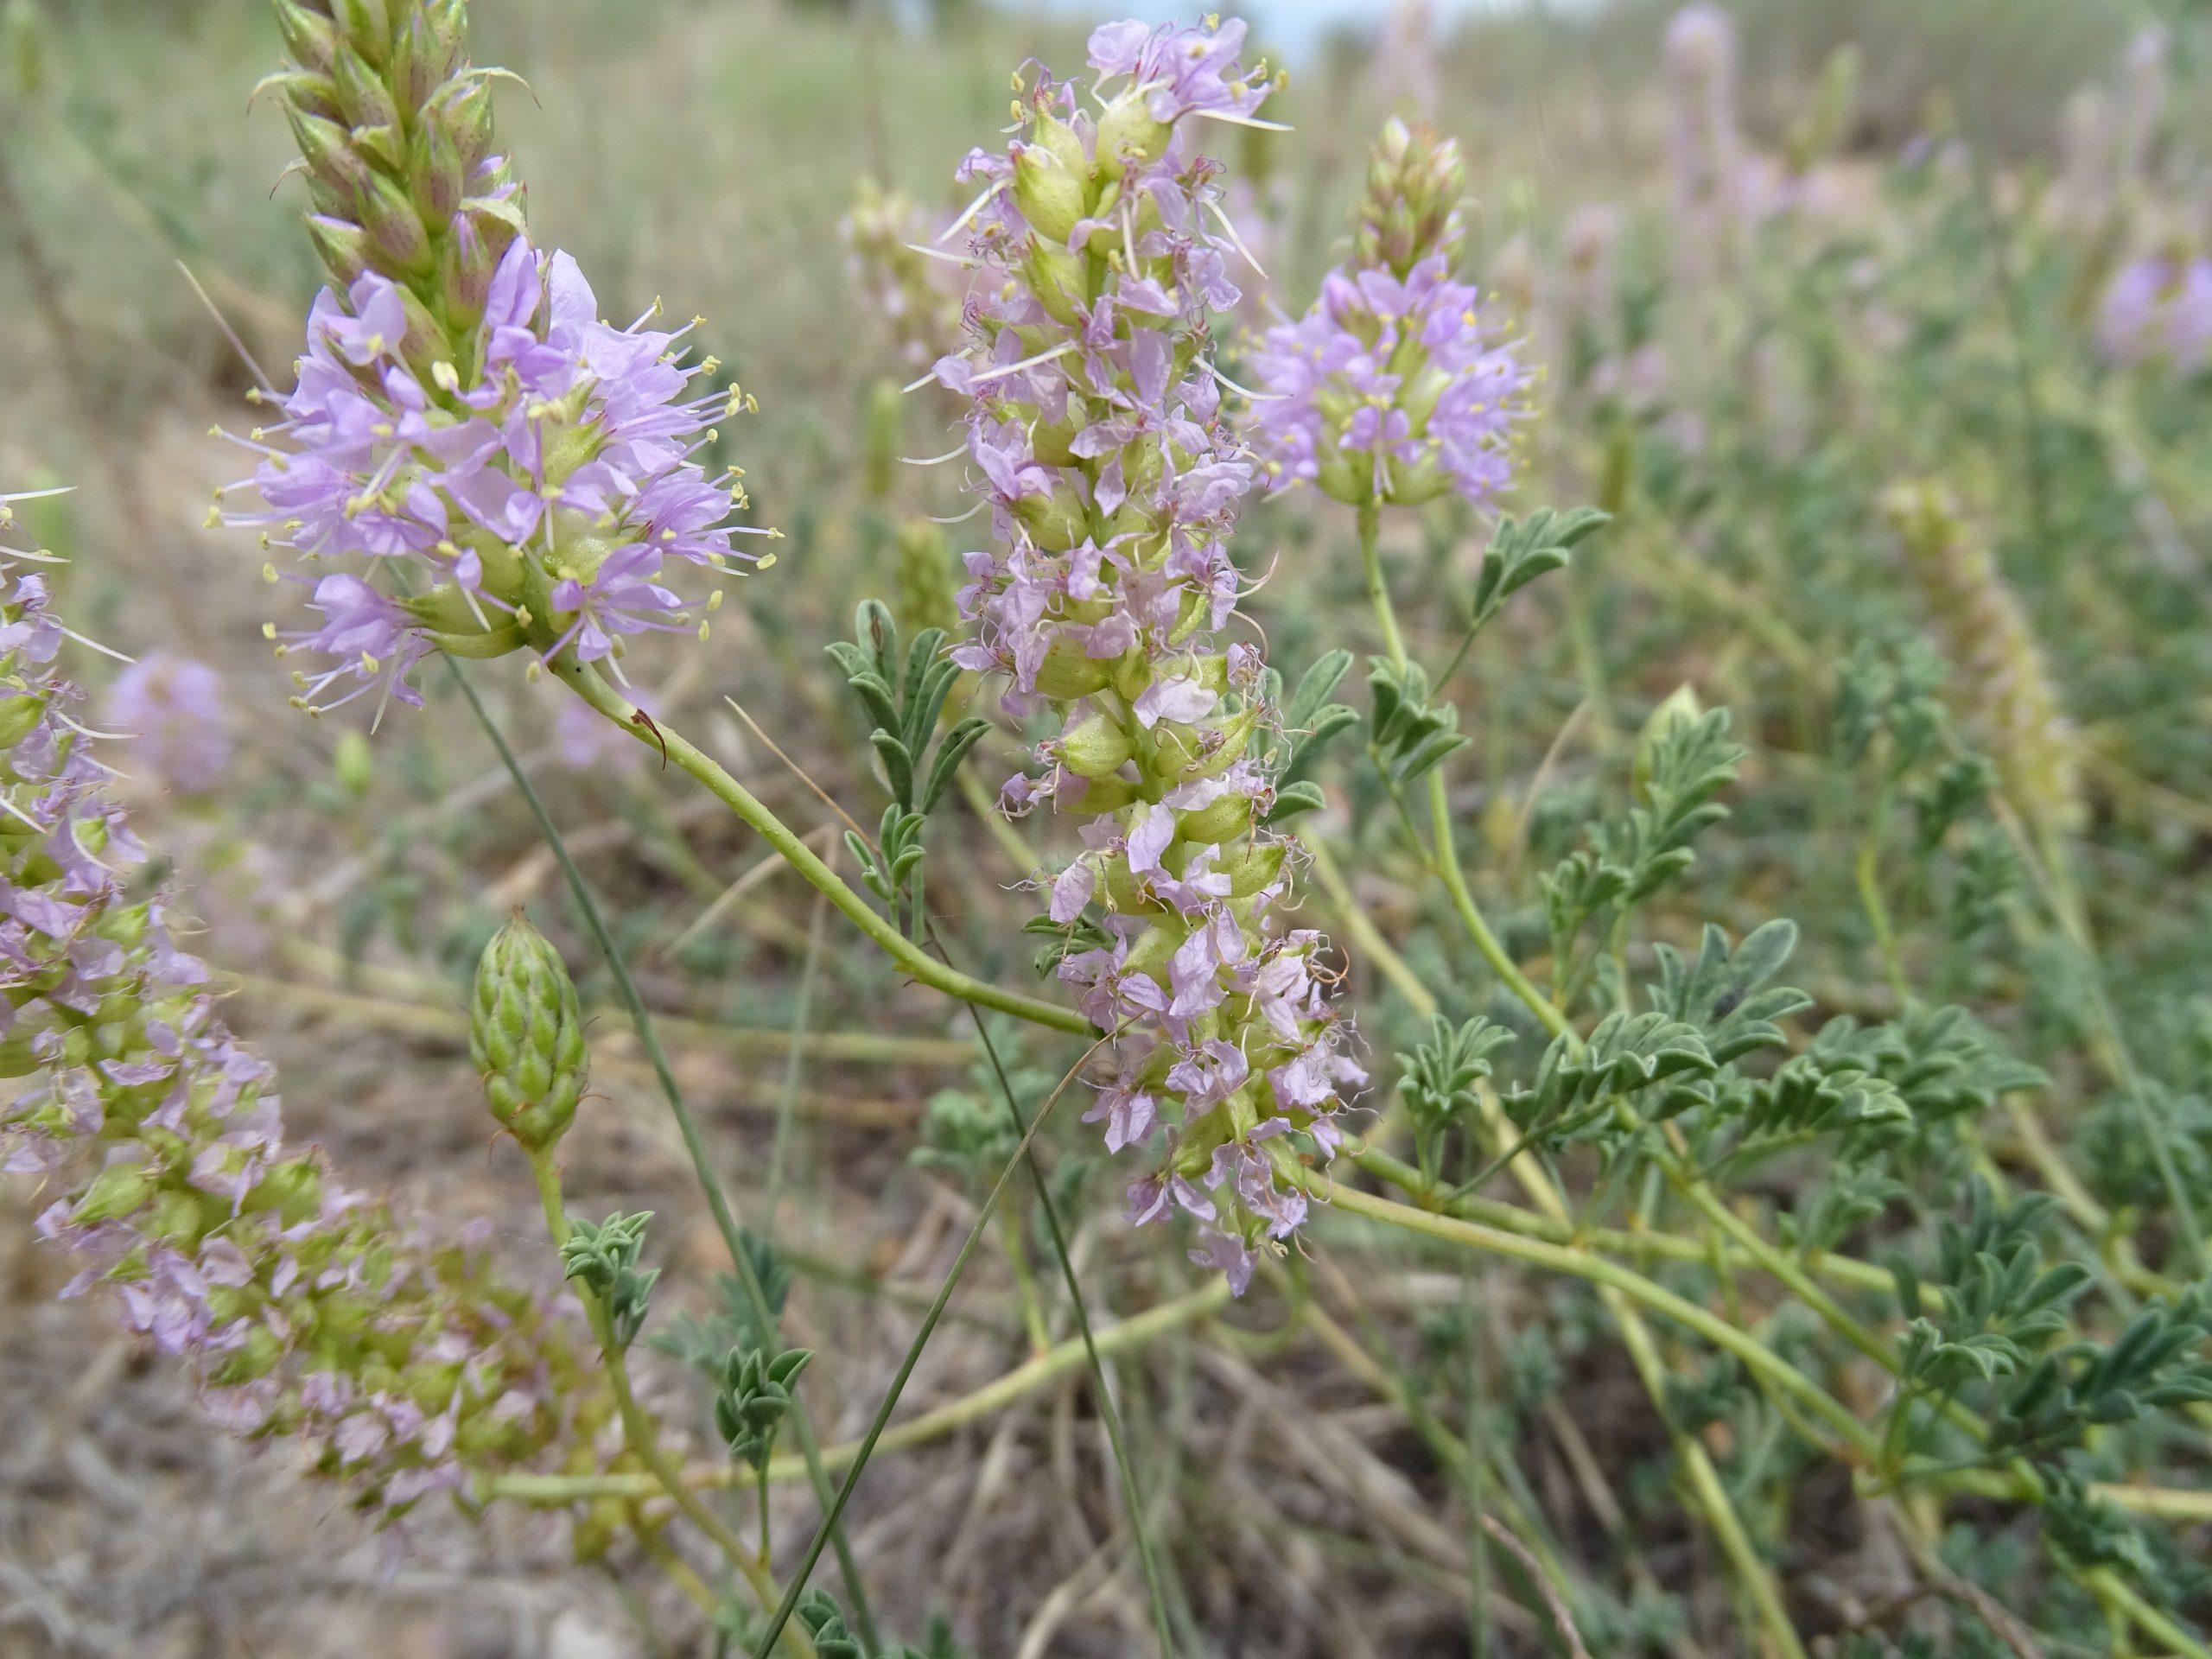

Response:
(0, 501), (605, 1515)
(936, 18), (1362, 1292)
(2097, 253), (2212, 372)
(1247, 118), (1529, 508)
(105, 652), (232, 794)
(228, 0), (766, 718)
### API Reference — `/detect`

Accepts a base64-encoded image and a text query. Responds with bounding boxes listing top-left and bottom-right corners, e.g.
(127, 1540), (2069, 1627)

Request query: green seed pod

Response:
(71, 1159), (154, 1226)
(305, 213), (372, 285)
(1013, 138), (1086, 247)
(330, 0), (393, 67)
(409, 118), (467, 228)
(286, 105), (374, 200)
(359, 171), (435, 276)
(1060, 713), (1135, 779)
(470, 912), (588, 1152)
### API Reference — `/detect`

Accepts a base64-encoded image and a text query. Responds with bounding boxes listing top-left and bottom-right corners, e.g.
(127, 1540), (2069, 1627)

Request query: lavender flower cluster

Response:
(225, 240), (766, 717)
(1247, 118), (1529, 509)
(935, 18), (1362, 1292)
(2098, 253), (2212, 372)
(228, 0), (768, 721)
(0, 501), (603, 1515)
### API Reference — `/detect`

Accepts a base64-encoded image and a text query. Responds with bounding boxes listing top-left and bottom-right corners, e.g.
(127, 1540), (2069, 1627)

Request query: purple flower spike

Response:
(0, 527), (610, 1520)
(939, 22), (1360, 1294)
(224, 237), (773, 721)
(1249, 252), (1531, 508)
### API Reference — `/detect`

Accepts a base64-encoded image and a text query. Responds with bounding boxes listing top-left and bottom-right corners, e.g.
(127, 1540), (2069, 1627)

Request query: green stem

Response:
(1001, 1203), (1052, 1357)
(1354, 1144), (1916, 1305)
(1609, 1287), (1807, 1659)
(945, 944), (1178, 1657)
(1357, 499), (1407, 670)
(554, 657), (1090, 1036)
(445, 658), (879, 1649)
(486, 1279), (1230, 1503)
(1854, 778), (1908, 1003)
(746, 1030), (1116, 1659)
(524, 1149), (814, 1659)
(1428, 771), (1575, 1044)
(1283, 1154), (1875, 1461)
(1355, 503), (1573, 1044)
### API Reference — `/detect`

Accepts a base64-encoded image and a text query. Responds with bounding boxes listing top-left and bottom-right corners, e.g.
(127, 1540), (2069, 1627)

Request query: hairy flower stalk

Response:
(0, 505), (603, 1516)
(1882, 481), (2083, 841)
(1663, 2), (1746, 281)
(224, 0), (769, 717)
(934, 18), (1361, 1294)
(1247, 117), (1529, 507)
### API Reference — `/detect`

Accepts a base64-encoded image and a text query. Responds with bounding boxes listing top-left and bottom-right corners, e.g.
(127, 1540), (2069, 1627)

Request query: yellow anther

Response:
(757, 551), (778, 570)
(263, 563), (279, 583)
(706, 590), (723, 611)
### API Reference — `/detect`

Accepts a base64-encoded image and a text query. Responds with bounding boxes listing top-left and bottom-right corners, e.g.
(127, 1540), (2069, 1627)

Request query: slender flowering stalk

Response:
(842, 178), (965, 372)
(1882, 481), (2082, 842)
(0, 495), (608, 1517)
(1663, 2), (1747, 281)
(224, 0), (770, 718)
(1247, 117), (1530, 508)
(1372, 0), (1438, 122)
(935, 17), (1362, 1294)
